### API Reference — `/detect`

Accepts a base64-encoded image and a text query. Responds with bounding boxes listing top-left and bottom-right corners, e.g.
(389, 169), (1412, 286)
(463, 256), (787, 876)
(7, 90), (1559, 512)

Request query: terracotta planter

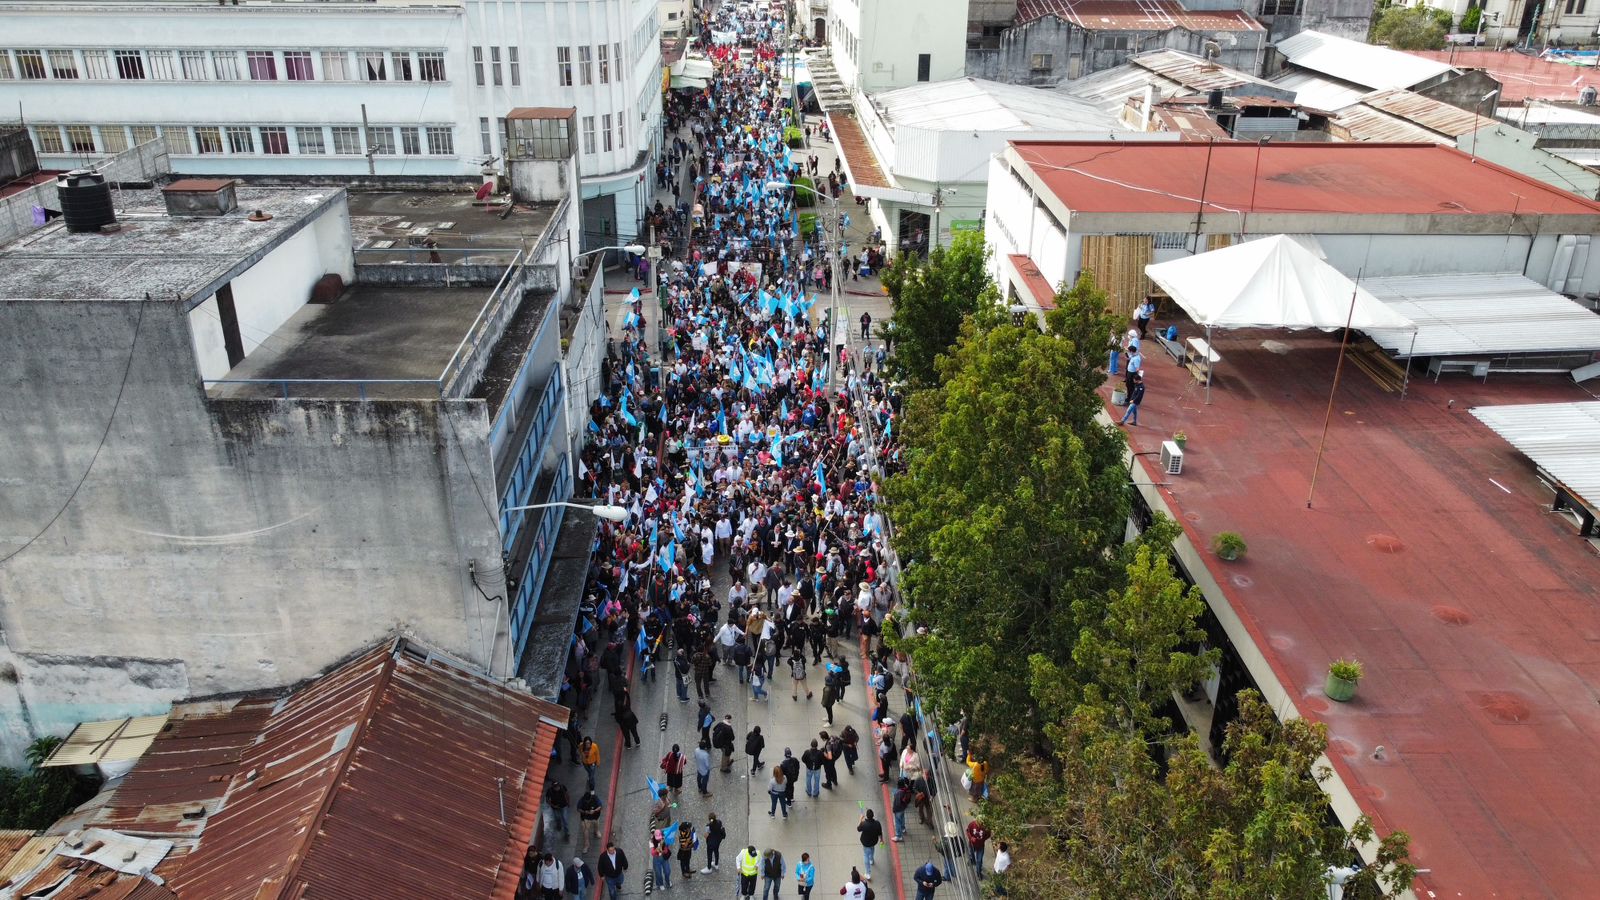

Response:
(1325, 673), (1358, 702)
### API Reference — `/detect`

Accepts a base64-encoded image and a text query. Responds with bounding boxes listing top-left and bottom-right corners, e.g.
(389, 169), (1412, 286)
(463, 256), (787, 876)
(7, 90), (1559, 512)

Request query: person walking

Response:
(1119, 371), (1145, 427)
(564, 856), (594, 900)
(840, 869), (867, 900)
(735, 845), (761, 900)
(697, 701), (715, 745)
(535, 853), (564, 900)
(857, 809), (884, 880)
(577, 788), (602, 852)
(597, 842), (629, 900)
(935, 821), (963, 882)
(616, 703), (641, 750)
(820, 671), (838, 725)
(760, 847), (785, 900)
(795, 852), (816, 900)
(965, 818), (991, 880)
(1135, 297), (1155, 338)
(779, 748), (800, 804)
(713, 715), (737, 772)
(1123, 343), (1144, 398)
(801, 740), (824, 797)
(789, 649), (812, 701)
(692, 646), (715, 699)
(747, 725), (767, 773)
(992, 841), (1012, 896)
(840, 724), (860, 775)
(673, 647), (691, 702)
(891, 778), (913, 842)
(820, 731), (841, 789)
(661, 743), (688, 798)
(860, 310), (872, 341)
(578, 736), (600, 792)
(694, 739), (713, 795)
(649, 830), (673, 891)
(702, 814), (726, 873)
(913, 860), (945, 900)
(676, 820), (697, 881)
(767, 766), (790, 818)
(543, 779), (570, 840)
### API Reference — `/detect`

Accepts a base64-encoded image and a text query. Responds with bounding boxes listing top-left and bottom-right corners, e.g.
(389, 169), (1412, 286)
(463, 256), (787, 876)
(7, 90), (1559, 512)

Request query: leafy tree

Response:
(1371, 5), (1449, 49)
(879, 230), (992, 389)
(0, 737), (97, 829)
(1461, 5), (1482, 35)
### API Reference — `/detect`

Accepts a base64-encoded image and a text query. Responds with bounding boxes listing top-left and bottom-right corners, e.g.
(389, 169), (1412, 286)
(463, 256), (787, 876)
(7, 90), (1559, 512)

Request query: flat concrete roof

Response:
(0, 186), (338, 303)
(348, 191), (558, 253)
(1116, 328), (1600, 897)
(212, 284), (492, 400)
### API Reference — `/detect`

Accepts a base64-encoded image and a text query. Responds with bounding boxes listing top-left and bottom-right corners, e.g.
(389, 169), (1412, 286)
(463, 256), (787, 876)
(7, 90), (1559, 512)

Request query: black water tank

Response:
(57, 169), (116, 233)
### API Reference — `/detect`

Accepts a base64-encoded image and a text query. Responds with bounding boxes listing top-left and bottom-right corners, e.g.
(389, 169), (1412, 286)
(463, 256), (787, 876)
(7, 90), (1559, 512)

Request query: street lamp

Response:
(576, 243), (647, 261)
(502, 501), (629, 522)
(766, 179), (844, 389)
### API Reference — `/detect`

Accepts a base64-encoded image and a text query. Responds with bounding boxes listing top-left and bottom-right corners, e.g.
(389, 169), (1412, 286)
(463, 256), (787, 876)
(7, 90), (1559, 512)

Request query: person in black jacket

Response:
(746, 725), (766, 773)
(564, 856), (594, 899)
(713, 714), (737, 772)
(597, 842), (629, 900)
(779, 748), (800, 802)
(1120, 371), (1145, 427)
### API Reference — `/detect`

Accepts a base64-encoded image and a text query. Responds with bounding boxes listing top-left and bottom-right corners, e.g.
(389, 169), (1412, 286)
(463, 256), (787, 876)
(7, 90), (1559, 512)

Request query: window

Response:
(1029, 52), (1053, 71)
(916, 53), (930, 82)
(419, 51), (445, 81)
(79, 49), (110, 79)
(194, 127), (224, 154)
(65, 126), (96, 154)
(1260, 0), (1302, 11)
(331, 126), (362, 155)
(582, 115), (596, 154)
(1099, 34), (1130, 51)
(426, 126), (454, 155)
(48, 50), (78, 79)
(180, 50), (209, 80)
(147, 50), (175, 80)
(616, 111), (625, 150)
(399, 126), (421, 155)
(508, 47), (520, 85)
(496, 117), (506, 150)
(473, 46), (484, 85)
(16, 50), (46, 79)
(100, 126), (129, 153)
(1152, 232), (1189, 250)
(33, 126), (64, 154)
(115, 50), (145, 80)
(393, 51), (413, 81)
(130, 125), (158, 146)
(602, 113), (612, 151)
(579, 46), (592, 85)
(367, 126), (395, 155)
(491, 46), (503, 85)
(509, 117), (571, 159)
(296, 126), (325, 154)
(260, 126), (290, 154)
(614, 42), (621, 74)
(557, 47), (572, 86)
(161, 126), (192, 155)
(0, 53), (12, 80)
(479, 117), (492, 154)
(226, 126), (255, 154)
(284, 51), (314, 80)
(359, 51), (387, 81)
(212, 51), (241, 80)
(246, 51), (277, 80)
(320, 51), (348, 81)
(598, 44), (609, 84)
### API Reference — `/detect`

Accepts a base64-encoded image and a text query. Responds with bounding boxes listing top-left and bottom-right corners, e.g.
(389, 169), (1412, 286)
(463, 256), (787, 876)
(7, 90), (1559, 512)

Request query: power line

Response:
(0, 296), (148, 568)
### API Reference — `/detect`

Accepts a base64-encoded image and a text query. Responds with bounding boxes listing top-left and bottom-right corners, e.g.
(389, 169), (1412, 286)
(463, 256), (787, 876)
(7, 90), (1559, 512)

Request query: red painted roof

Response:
(1011, 140), (1600, 215)
(1007, 253), (1058, 309)
(1115, 331), (1600, 897)
(1410, 49), (1600, 103)
(826, 113), (891, 189)
(1016, 0), (1263, 32)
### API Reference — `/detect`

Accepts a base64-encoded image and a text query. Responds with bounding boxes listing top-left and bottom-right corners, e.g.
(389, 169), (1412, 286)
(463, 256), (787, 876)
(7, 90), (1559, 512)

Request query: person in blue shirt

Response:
(795, 852), (816, 899)
(914, 860), (945, 900)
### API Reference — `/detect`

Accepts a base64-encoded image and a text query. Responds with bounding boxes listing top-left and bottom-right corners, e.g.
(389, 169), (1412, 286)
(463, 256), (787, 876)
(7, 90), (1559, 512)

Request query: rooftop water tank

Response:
(56, 169), (116, 233)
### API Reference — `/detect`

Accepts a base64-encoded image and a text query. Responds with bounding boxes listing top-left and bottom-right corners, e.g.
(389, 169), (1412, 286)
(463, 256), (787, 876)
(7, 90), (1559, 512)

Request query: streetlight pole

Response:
(502, 501), (629, 522)
(767, 179), (842, 390)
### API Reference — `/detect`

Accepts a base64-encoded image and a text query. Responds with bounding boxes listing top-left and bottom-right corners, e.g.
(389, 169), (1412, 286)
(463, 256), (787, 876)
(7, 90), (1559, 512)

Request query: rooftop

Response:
(1014, 0), (1262, 32)
(875, 78), (1120, 133)
(1009, 140), (1600, 216)
(348, 190), (558, 256)
(1270, 69), (1371, 112)
(826, 113), (892, 190)
(1351, 88), (1496, 139)
(1114, 332), (1600, 898)
(0, 639), (566, 900)
(0, 186), (338, 303)
(1278, 30), (1457, 91)
(1061, 49), (1285, 117)
(1411, 49), (1600, 104)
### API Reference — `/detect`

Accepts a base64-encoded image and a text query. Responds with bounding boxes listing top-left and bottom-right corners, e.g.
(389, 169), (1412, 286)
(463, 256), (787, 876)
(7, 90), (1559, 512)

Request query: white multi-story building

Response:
(827, 0), (967, 93)
(0, 0), (663, 245)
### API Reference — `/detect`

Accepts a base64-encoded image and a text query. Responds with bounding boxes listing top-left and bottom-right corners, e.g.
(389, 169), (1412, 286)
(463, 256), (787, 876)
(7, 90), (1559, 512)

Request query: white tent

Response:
(1144, 234), (1417, 400)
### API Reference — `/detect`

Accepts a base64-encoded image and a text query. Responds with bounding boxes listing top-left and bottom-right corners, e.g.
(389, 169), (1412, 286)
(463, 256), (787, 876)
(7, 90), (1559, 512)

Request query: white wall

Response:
(1459, 126), (1600, 201)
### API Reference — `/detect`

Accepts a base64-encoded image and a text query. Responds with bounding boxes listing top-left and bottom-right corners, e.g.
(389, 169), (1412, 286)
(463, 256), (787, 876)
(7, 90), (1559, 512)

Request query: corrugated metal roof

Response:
(1363, 273), (1600, 357)
(1277, 30), (1455, 91)
(825, 113), (892, 189)
(1359, 88), (1494, 138)
(1412, 49), (1600, 103)
(1061, 51), (1274, 117)
(1134, 49), (1275, 91)
(1268, 69), (1370, 112)
(1016, 0), (1262, 31)
(43, 715), (170, 768)
(1470, 401), (1600, 509)
(876, 78), (1118, 133)
(1331, 103), (1453, 144)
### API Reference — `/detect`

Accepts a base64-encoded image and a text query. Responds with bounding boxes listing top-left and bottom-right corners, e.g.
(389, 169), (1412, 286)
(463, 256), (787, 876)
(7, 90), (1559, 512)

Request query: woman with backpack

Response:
(701, 814), (726, 873)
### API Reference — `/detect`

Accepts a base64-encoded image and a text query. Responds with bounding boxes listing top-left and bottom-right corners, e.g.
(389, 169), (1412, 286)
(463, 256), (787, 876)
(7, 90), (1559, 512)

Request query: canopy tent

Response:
(671, 57), (716, 90)
(1144, 234), (1418, 400)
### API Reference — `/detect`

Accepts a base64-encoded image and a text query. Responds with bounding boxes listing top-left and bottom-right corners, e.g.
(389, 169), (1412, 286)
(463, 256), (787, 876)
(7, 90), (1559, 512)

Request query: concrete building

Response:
(0, 0), (663, 246)
(1419, 0), (1600, 47)
(985, 140), (1600, 317)
(827, 0), (968, 92)
(0, 133), (602, 763)
(1248, 0), (1375, 43)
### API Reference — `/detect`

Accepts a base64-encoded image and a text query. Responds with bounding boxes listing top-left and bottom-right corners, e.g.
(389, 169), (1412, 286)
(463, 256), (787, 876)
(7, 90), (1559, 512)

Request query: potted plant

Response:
(1173, 429), (1188, 450)
(1212, 531), (1247, 561)
(1326, 658), (1363, 702)
(1111, 385), (1128, 406)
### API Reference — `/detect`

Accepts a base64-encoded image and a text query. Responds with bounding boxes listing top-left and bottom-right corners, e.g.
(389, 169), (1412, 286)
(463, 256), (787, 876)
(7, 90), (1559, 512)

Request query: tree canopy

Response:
(879, 230), (992, 389)
(1371, 4), (1451, 49)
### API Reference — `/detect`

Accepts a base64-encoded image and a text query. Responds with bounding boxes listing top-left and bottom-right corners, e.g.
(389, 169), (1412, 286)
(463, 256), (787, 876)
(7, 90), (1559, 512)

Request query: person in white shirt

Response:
(992, 842), (1011, 895)
(729, 582), (749, 608)
(717, 621), (743, 662)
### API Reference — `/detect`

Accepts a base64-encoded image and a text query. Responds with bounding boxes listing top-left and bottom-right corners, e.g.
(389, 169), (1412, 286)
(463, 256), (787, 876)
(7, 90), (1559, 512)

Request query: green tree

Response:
(1461, 5), (1482, 35)
(879, 230), (992, 389)
(0, 737), (97, 830)
(885, 274), (1129, 753)
(1371, 5), (1450, 49)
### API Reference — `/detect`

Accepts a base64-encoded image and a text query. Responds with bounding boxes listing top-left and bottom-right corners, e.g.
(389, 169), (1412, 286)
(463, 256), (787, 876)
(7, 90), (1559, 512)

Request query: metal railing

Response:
(509, 455), (572, 666)
(440, 248), (527, 397)
(498, 369), (566, 553)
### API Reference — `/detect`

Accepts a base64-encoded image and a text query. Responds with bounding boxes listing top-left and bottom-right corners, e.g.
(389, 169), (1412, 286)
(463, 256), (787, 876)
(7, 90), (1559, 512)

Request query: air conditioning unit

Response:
(1160, 441), (1183, 475)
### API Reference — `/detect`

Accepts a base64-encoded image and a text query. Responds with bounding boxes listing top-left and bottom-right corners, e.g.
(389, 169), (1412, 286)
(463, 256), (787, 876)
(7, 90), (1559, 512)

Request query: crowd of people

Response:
(514, 3), (1014, 898)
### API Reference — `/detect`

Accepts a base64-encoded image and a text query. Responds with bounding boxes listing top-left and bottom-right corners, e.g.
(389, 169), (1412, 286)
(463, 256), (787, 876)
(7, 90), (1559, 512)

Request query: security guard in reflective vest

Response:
(735, 844), (761, 899)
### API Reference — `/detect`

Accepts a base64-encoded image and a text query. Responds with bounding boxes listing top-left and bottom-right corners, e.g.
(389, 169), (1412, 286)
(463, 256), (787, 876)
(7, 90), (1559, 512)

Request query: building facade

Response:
(827, 0), (968, 92)
(0, 0), (663, 245)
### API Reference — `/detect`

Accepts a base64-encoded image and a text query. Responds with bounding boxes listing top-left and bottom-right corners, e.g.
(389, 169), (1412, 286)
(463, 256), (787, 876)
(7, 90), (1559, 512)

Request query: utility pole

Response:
(647, 223), (663, 362)
(360, 103), (375, 176)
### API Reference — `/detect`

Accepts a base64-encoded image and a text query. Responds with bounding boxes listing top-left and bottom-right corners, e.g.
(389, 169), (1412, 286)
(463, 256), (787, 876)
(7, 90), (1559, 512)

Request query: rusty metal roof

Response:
(1017, 0), (1263, 31)
(162, 178), (235, 193)
(162, 640), (565, 900)
(1356, 88), (1494, 139)
(1133, 49), (1274, 91)
(824, 113), (891, 190)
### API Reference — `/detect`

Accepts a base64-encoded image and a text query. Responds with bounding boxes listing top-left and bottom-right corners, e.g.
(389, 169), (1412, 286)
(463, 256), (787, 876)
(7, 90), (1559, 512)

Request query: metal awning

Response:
(1471, 401), (1600, 533)
(1363, 273), (1600, 358)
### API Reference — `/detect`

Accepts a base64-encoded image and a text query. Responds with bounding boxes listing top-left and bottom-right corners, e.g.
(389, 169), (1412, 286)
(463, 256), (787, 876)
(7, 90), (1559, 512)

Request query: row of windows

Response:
(32, 123), (454, 157)
(0, 47), (446, 83)
(552, 43), (624, 88)
(475, 112), (624, 157)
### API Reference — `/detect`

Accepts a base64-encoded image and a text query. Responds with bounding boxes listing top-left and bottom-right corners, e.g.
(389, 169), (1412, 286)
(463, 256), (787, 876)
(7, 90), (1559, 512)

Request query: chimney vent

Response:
(162, 178), (239, 217)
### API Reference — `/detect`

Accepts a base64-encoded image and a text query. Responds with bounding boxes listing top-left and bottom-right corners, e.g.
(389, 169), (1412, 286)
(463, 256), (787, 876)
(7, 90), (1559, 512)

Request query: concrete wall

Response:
(561, 268), (610, 466)
(0, 129), (38, 185)
(1418, 70), (1505, 114)
(0, 297), (504, 765)
(0, 139), (171, 247)
(1459, 126), (1600, 201)
(1259, 0), (1376, 43)
(831, 0), (966, 92)
(966, 18), (1263, 86)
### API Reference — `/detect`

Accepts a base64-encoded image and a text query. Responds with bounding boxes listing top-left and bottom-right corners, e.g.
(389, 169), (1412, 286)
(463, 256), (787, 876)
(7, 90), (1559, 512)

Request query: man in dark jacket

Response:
(564, 856), (594, 899)
(746, 725), (766, 773)
(713, 714), (737, 772)
(597, 842), (629, 900)
(779, 748), (800, 803)
(913, 860), (944, 900)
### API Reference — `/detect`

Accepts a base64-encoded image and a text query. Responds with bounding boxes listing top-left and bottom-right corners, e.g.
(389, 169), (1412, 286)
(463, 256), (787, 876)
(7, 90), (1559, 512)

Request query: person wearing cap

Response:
(735, 845), (761, 899)
(563, 855), (593, 899)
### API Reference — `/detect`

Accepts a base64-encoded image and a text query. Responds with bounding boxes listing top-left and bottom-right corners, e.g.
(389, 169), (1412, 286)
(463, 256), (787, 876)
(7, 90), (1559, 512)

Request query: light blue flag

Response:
(629, 287), (641, 303)
(659, 542), (676, 573)
(648, 775), (664, 799)
(662, 822), (680, 847)
(766, 327), (784, 351)
(816, 459), (828, 495)
(674, 518), (686, 544)
(780, 398), (789, 421)
(771, 436), (784, 467)
(636, 628), (648, 655)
